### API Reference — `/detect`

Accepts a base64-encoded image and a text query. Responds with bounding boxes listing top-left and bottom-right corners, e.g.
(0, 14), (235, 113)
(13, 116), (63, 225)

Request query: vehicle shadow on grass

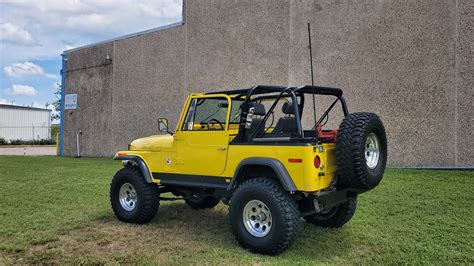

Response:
(95, 201), (353, 261)
(10, 202), (353, 264)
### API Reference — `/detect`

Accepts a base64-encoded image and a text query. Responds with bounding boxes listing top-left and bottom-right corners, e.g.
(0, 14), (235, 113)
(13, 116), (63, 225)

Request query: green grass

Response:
(0, 156), (473, 264)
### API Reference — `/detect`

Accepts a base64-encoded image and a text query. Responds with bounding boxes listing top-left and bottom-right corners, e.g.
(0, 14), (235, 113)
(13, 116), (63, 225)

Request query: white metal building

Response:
(0, 104), (52, 141)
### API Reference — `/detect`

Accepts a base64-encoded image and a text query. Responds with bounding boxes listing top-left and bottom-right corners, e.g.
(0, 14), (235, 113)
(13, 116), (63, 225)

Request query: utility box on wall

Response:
(64, 94), (78, 110)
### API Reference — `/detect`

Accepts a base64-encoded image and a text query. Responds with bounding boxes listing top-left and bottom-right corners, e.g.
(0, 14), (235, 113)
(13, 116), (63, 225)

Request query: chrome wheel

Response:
(365, 133), (380, 169)
(119, 183), (137, 211)
(243, 200), (272, 237)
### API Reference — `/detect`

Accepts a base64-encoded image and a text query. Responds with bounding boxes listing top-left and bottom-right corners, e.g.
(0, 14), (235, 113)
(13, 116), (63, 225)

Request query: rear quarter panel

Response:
(224, 143), (336, 192)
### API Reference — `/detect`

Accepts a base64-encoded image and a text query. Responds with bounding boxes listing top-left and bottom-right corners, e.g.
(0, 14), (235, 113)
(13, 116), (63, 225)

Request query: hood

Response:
(129, 134), (174, 151)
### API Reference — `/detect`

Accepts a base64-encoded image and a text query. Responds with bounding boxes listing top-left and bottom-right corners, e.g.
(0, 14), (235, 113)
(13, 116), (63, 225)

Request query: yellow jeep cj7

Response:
(110, 85), (387, 255)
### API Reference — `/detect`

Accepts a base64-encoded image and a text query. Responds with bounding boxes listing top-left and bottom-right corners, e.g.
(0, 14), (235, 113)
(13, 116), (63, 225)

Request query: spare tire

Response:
(335, 112), (387, 190)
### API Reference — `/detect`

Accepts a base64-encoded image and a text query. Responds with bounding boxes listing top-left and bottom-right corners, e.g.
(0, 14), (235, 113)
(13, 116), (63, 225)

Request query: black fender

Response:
(114, 156), (153, 183)
(228, 157), (297, 192)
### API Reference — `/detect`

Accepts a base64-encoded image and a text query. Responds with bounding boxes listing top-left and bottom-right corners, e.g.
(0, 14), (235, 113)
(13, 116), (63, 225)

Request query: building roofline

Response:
(63, 21), (184, 55)
(0, 104), (52, 112)
(63, 0), (186, 55)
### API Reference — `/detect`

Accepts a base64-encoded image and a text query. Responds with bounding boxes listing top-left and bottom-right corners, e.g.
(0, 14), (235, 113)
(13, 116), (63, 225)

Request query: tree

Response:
(51, 82), (61, 121)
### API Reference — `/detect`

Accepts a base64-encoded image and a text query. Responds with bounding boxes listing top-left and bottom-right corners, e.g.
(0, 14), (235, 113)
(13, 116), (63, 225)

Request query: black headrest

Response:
(282, 101), (295, 115)
(249, 102), (266, 116)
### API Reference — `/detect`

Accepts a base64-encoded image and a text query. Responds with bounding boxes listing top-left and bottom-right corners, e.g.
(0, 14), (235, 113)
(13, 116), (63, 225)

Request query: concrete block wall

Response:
(63, 43), (114, 157)
(184, 0), (290, 92)
(111, 26), (186, 151)
(455, 0), (473, 166)
(62, 0), (472, 167)
(289, 0), (464, 167)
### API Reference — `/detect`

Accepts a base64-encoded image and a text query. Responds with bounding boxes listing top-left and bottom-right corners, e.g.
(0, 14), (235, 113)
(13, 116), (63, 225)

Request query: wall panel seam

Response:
(454, 0), (459, 166)
(111, 41), (116, 155)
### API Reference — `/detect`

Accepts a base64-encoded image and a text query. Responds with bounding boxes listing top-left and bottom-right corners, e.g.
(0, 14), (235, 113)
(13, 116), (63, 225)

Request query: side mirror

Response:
(158, 118), (172, 134)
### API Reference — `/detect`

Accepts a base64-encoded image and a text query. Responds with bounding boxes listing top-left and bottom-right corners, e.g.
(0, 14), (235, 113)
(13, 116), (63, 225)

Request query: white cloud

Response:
(138, 1), (182, 19)
(9, 84), (37, 96)
(65, 45), (76, 50)
(0, 23), (36, 45)
(51, 82), (60, 89)
(0, 0), (183, 65)
(4, 61), (58, 79)
(65, 13), (109, 28)
(0, 0), (182, 111)
(45, 73), (58, 79)
(0, 98), (9, 104)
(32, 101), (46, 108)
(4, 62), (45, 77)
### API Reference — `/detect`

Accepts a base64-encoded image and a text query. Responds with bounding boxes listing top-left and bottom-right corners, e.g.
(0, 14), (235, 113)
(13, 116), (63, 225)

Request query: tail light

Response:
(314, 156), (321, 168)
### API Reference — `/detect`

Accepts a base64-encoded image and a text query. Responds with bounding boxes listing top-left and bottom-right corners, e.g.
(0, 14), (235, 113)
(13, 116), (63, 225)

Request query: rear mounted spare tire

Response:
(335, 112), (387, 190)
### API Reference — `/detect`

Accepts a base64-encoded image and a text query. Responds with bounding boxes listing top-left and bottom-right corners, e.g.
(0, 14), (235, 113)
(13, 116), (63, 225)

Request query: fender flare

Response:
(114, 156), (153, 183)
(228, 157), (297, 192)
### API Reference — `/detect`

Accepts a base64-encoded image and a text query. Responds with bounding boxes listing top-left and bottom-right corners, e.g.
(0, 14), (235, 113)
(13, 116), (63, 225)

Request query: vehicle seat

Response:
(246, 102), (266, 140)
(273, 102), (297, 134)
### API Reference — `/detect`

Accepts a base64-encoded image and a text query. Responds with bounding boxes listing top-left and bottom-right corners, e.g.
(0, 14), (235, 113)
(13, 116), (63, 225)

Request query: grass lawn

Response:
(0, 156), (473, 264)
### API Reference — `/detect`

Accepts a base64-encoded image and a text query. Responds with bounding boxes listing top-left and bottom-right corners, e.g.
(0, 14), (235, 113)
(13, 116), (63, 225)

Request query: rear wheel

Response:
(304, 198), (357, 228)
(229, 178), (301, 255)
(336, 112), (387, 189)
(110, 167), (160, 224)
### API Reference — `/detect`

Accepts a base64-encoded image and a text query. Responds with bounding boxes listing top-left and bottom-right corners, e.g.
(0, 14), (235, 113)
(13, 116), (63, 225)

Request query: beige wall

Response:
(63, 0), (473, 167)
(111, 26), (187, 152)
(63, 43), (114, 157)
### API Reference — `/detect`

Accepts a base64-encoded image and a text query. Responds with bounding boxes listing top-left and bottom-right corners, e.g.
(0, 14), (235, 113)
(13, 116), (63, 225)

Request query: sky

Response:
(0, 0), (182, 118)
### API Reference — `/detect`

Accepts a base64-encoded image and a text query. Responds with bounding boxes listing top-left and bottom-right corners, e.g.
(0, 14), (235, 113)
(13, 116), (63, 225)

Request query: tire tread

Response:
(110, 166), (160, 224)
(336, 112), (386, 189)
(229, 178), (301, 255)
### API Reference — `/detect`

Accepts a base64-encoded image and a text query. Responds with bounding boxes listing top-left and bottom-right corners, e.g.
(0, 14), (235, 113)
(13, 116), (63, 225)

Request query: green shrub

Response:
(4, 138), (55, 145)
(37, 138), (56, 145)
(51, 124), (60, 139)
(0, 137), (7, 145)
(9, 139), (23, 145)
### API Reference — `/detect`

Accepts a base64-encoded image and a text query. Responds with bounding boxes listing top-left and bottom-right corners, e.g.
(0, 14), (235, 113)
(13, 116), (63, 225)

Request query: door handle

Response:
(217, 147), (227, 151)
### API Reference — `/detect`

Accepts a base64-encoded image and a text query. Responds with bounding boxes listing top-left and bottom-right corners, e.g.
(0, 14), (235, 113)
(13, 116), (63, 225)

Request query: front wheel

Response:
(229, 178), (302, 255)
(110, 166), (160, 224)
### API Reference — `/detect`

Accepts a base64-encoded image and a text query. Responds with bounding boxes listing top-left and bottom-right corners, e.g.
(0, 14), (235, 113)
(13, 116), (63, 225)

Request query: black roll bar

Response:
(249, 88), (303, 140)
(214, 85), (349, 143)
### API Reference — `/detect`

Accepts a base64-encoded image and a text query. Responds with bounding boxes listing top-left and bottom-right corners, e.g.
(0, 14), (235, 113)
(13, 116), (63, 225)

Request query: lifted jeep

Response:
(109, 85), (387, 255)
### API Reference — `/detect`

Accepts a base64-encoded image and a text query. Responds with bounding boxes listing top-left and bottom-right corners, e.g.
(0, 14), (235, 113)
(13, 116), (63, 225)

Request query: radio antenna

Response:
(307, 23), (317, 135)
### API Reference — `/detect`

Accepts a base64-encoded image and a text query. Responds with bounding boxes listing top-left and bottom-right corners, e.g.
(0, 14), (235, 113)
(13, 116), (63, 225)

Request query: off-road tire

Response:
(110, 166), (160, 224)
(229, 178), (302, 255)
(336, 112), (387, 189)
(185, 196), (220, 209)
(304, 197), (357, 228)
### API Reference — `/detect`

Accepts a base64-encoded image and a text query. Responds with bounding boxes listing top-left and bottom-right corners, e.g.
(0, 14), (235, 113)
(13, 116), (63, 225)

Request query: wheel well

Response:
(233, 164), (279, 188)
(114, 156), (152, 183)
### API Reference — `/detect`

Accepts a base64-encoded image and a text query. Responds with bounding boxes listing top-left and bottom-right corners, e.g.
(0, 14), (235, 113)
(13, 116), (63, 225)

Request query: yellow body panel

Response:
(117, 94), (337, 192)
(222, 144), (336, 192)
